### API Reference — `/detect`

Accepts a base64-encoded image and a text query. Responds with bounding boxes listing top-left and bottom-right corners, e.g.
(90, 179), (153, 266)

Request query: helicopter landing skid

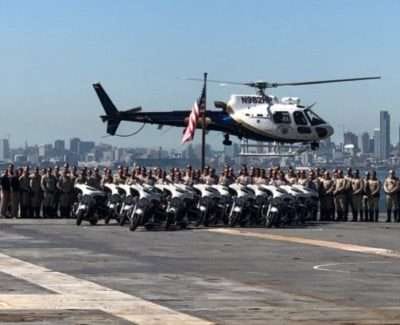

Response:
(239, 140), (314, 157)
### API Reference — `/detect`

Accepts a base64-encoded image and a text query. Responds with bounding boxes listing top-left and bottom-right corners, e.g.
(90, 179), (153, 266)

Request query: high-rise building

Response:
(361, 132), (370, 154)
(54, 139), (65, 156)
(70, 138), (80, 154)
(0, 139), (10, 161)
(373, 128), (381, 159)
(380, 111), (390, 159)
(343, 132), (359, 151)
(79, 141), (95, 156)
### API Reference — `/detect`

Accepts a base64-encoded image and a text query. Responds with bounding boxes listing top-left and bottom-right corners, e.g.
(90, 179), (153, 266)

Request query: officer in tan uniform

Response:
(41, 167), (58, 217)
(344, 168), (353, 221)
(75, 167), (88, 185)
(0, 169), (11, 218)
(333, 170), (347, 221)
(383, 170), (398, 223)
(30, 167), (42, 218)
(319, 171), (335, 221)
(57, 169), (74, 218)
(113, 167), (126, 185)
(87, 168), (102, 189)
(19, 167), (32, 218)
(101, 168), (114, 187)
(367, 171), (381, 222)
(286, 169), (297, 185)
(350, 169), (363, 222)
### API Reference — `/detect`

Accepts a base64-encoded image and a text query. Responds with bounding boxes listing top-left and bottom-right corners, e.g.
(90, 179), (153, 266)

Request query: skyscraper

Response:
(373, 128), (381, 159)
(380, 111), (390, 159)
(0, 139), (10, 161)
(361, 132), (370, 154)
(343, 132), (359, 151)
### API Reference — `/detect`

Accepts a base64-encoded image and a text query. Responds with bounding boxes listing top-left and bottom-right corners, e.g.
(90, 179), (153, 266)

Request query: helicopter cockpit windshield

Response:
(304, 109), (326, 126)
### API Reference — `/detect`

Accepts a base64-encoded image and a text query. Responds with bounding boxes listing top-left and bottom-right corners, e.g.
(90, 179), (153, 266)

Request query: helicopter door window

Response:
(305, 109), (326, 126)
(272, 111), (291, 124)
(293, 111), (308, 125)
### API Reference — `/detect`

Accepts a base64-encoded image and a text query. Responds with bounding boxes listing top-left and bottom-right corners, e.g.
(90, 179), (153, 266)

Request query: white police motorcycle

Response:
(212, 184), (233, 225)
(280, 185), (309, 224)
(260, 185), (295, 227)
(73, 184), (108, 226)
(118, 184), (138, 226)
(292, 184), (319, 221)
(193, 184), (221, 227)
(128, 184), (162, 231)
(228, 183), (254, 227)
(103, 183), (123, 224)
(247, 184), (271, 226)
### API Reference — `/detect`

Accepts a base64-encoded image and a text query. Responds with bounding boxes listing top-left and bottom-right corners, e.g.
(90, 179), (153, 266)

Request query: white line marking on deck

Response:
(207, 228), (400, 258)
(0, 252), (213, 325)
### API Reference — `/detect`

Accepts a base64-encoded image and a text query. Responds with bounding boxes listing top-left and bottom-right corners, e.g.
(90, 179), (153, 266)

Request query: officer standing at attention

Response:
(383, 170), (398, 223)
(41, 167), (57, 217)
(344, 168), (353, 221)
(333, 170), (347, 221)
(9, 164), (20, 218)
(368, 170), (381, 222)
(75, 167), (88, 185)
(57, 169), (74, 218)
(30, 167), (42, 218)
(113, 166), (126, 185)
(350, 169), (363, 222)
(0, 169), (11, 218)
(19, 167), (32, 218)
(87, 168), (102, 189)
(319, 171), (334, 221)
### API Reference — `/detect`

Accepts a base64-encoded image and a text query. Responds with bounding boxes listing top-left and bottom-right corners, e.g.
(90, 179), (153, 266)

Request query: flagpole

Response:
(201, 72), (207, 171)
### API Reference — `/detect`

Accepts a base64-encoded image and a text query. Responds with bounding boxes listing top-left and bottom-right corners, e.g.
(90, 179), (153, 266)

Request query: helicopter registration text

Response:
(240, 96), (269, 104)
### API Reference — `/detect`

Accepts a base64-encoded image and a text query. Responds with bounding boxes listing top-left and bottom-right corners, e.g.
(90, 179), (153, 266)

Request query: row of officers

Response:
(0, 164), (399, 223)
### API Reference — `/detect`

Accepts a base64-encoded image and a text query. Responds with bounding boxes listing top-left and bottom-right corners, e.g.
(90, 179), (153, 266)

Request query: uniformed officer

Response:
(350, 169), (363, 222)
(9, 164), (20, 218)
(53, 166), (61, 217)
(361, 171), (370, 222)
(368, 171), (381, 222)
(333, 170), (347, 221)
(319, 171), (335, 221)
(0, 169), (11, 218)
(286, 169), (297, 185)
(344, 168), (353, 220)
(41, 167), (58, 217)
(87, 168), (102, 189)
(75, 167), (88, 185)
(101, 168), (114, 187)
(30, 167), (42, 218)
(19, 167), (32, 218)
(57, 169), (74, 218)
(383, 170), (398, 223)
(113, 167), (126, 185)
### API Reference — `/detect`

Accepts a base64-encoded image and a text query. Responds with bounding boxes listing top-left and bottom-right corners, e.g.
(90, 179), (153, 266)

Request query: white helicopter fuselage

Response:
(227, 95), (334, 143)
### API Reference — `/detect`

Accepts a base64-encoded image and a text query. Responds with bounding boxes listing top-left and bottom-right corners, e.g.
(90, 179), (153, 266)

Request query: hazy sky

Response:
(1, 0), (399, 149)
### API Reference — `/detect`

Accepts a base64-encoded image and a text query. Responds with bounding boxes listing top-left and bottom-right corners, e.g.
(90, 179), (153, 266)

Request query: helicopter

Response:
(93, 76), (380, 150)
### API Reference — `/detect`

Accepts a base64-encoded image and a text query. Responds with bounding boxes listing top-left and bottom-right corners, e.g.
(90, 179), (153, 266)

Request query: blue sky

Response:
(1, 0), (399, 149)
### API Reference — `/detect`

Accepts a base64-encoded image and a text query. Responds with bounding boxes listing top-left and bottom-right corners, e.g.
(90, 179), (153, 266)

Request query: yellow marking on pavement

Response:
(0, 253), (213, 325)
(208, 228), (400, 258)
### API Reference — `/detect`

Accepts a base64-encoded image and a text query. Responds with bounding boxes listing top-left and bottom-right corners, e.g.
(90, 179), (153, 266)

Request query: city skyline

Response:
(1, 1), (399, 149)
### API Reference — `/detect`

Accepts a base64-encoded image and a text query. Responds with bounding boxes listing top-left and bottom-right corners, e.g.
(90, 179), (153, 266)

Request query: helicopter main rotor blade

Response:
(271, 76), (381, 88)
(185, 78), (248, 86)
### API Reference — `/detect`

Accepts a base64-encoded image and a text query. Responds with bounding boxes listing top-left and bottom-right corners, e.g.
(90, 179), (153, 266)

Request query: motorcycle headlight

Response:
(82, 195), (92, 205)
(138, 198), (149, 208)
(111, 194), (121, 203)
(125, 195), (134, 205)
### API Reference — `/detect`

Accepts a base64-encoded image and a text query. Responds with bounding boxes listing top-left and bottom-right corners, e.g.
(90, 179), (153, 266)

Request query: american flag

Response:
(181, 84), (206, 144)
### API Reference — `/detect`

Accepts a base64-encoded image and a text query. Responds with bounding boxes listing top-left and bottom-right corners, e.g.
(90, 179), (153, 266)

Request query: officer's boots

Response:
(364, 208), (369, 222)
(394, 209), (399, 222)
(359, 209), (364, 222)
(369, 209), (374, 222)
(375, 210), (379, 222)
(352, 209), (357, 222)
(386, 209), (392, 223)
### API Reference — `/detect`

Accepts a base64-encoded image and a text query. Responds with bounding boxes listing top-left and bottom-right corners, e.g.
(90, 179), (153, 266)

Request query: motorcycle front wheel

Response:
(75, 210), (84, 226)
(129, 213), (142, 231)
